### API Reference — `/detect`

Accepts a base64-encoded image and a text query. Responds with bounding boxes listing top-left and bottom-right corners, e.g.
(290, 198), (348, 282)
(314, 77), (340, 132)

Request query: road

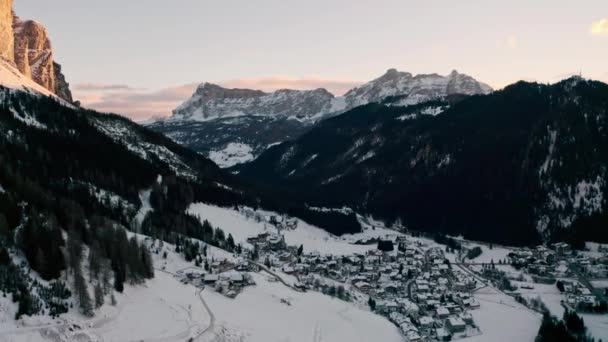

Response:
(194, 289), (216, 341)
(249, 259), (304, 292)
(568, 262), (607, 302)
(154, 267), (216, 342)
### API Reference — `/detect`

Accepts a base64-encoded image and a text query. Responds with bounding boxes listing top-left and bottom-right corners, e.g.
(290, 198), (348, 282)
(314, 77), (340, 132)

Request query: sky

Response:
(14, 0), (608, 121)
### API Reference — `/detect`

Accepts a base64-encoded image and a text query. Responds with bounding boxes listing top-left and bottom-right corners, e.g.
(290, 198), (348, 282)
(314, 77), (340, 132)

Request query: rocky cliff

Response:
(0, 2), (72, 102)
(172, 83), (337, 122)
(169, 69), (491, 123)
(0, 0), (13, 61)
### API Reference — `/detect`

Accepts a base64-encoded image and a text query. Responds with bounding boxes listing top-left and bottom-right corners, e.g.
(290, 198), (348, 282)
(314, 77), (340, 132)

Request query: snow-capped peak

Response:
(171, 83), (337, 122)
(166, 69), (492, 124)
(343, 69), (492, 108)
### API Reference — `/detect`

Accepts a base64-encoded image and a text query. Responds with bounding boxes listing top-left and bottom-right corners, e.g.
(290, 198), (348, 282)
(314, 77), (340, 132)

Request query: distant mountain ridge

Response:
(149, 69), (492, 167)
(167, 69), (491, 122)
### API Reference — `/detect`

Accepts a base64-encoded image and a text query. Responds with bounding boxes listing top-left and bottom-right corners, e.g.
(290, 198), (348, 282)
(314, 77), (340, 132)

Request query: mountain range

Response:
(148, 69), (492, 167)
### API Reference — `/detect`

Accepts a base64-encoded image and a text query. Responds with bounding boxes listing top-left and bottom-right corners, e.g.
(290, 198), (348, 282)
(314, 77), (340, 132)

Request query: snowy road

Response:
(250, 259), (304, 292)
(194, 289), (216, 341)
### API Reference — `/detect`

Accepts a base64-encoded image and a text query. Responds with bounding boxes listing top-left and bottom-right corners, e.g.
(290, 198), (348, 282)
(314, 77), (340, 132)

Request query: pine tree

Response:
(74, 266), (93, 317)
(368, 297), (376, 311)
(88, 241), (101, 282)
(67, 232), (83, 274)
(100, 259), (112, 294)
(94, 283), (104, 308)
(140, 243), (154, 279)
(226, 234), (235, 252)
(0, 213), (9, 237)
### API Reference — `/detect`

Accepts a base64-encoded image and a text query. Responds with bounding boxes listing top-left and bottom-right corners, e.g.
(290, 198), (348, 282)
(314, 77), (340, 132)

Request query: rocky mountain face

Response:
(343, 69), (492, 108)
(0, 0), (13, 62)
(172, 83), (337, 122)
(0, 0), (73, 102)
(149, 69), (491, 167)
(236, 78), (608, 246)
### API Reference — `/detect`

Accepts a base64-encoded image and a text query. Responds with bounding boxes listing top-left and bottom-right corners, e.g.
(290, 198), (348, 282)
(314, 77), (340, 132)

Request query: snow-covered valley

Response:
(0, 202), (556, 342)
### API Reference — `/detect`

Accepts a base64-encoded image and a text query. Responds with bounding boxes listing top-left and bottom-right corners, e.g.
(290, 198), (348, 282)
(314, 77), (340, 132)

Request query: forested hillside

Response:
(0, 87), (361, 318)
(237, 78), (608, 246)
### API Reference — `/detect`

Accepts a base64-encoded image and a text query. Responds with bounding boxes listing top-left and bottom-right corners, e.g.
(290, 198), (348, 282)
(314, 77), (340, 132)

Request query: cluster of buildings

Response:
(177, 259), (257, 298)
(248, 232), (482, 341)
(506, 242), (608, 310)
(238, 207), (298, 231)
(559, 279), (599, 310)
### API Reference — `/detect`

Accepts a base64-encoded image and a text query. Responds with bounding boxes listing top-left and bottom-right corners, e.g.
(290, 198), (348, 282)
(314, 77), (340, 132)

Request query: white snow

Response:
(396, 113), (417, 121)
(467, 286), (542, 342)
(0, 59), (55, 98)
(89, 272), (211, 341)
(134, 188), (153, 228)
(0, 272), (212, 342)
(0, 58), (73, 107)
(202, 272), (403, 342)
(460, 241), (514, 264)
(539, 128), (557, 176)
(590, 280), (608, 289)
(208, 142), (255, 168)
(580, 313), (608, 342)
(0, 183), (5, 193)
(512, 281), (566, 318)
(572, 176), (605, 214)
(8, 106), (47, 129)
(187, 203), (392, 255)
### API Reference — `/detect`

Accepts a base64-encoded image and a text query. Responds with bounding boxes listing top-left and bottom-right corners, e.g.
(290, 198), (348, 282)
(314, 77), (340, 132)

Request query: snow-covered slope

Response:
(202, 272), (403, 342)
(188, 203), (393, 255)
(0, 58), (59, 100)
(0, 232), (403, 342)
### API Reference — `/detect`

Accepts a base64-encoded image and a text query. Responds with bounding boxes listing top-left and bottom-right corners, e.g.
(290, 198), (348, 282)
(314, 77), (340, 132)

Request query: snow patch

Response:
(187, 203), (385, 255)
(134, 189), (153, 228)
(539, 128), (557, 176)
(208, 142), (254, 168)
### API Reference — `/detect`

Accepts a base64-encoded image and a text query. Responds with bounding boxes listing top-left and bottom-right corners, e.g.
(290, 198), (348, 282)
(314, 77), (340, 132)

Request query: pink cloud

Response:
(73, 83), (198, 122)
(74, 77), (362, 122)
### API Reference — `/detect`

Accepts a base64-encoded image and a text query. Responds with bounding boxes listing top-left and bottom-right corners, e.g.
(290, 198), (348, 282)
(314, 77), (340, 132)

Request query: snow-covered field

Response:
(460, 241), (513, 264)
(512, 281), (565, 317)
(0, 271), (210, 342)
(187, 203), (393, 255)
(201, 272), (402, 342)
(590, 280), (608, 289)
(208, 142), (254, 168)
(580, 313), (608, 342)
(467, 286), (542, 342)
